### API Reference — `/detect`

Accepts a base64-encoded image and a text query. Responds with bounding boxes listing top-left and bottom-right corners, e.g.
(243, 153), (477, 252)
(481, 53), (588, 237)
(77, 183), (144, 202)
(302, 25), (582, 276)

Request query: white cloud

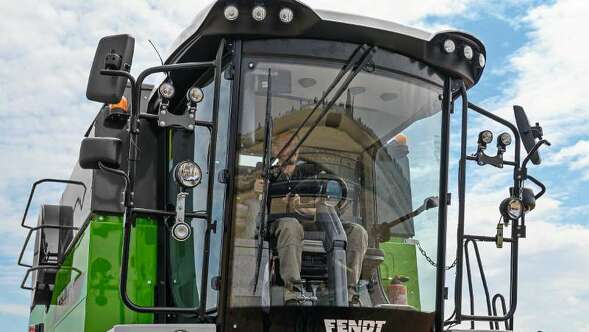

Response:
(302, 0), (472, 26)
(492, 0), (589, 144)
(548, 140), (589, 180)
(0, 303), (29, 317)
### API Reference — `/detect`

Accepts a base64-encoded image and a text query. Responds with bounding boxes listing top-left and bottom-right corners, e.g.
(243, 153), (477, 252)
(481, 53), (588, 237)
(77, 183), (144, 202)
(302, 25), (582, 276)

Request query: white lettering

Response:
(363, 320), (375, 332)
(324, 319), (336, 332)
(348, 320), (362, 332)
(375, 321), (386, 332)
(323, 319), (386, 332)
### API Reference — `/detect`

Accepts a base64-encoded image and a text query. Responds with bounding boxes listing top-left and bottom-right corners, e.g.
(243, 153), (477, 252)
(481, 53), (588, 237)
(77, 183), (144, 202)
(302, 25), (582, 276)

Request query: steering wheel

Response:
(268, 175), (349, 219)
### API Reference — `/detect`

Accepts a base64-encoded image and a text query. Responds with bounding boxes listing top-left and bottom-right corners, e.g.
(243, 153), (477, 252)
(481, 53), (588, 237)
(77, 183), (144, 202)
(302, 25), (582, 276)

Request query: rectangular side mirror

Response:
(79, 137), (122, 169)
(86, 34), (135, 104)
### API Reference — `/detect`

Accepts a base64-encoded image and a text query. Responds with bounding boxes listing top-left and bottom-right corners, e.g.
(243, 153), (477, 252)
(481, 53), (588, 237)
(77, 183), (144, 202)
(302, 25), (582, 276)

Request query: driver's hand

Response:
(286, 194), (318, 215)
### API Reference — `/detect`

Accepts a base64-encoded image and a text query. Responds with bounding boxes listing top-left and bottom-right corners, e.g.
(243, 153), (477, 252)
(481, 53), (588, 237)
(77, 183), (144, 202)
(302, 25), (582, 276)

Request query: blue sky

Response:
(1, 0), (588, 331)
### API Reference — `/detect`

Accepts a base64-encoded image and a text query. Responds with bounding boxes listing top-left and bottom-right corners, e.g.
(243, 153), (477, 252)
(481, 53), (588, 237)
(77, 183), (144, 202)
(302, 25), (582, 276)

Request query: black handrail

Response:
(450, 83), (523, 326)
(492, 293), (511, 330)
(20, 179), (87, 230)
(105, 39), (226, 318)
(21, 265), (82, 290)
(464, 239), (494, 330)
(18, 179), (87, 295)
(18, 224), (79, 268)
(435, 76), (453, 331)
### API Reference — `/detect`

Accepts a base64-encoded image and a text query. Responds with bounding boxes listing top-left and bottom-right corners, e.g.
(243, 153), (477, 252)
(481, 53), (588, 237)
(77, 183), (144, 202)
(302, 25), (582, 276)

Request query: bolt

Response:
(248, 62), (255, 69)
(188, 124), (194, 130)
(189, 114), (194, 119)
(160, 110), (166, 115)
(159, 121), (166, 126)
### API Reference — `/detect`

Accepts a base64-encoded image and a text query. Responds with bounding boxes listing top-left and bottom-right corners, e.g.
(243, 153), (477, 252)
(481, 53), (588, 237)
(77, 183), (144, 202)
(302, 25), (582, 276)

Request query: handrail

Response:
(18, 224), (79, 268)
(109, 38), (226, 319)
(21, 265), (82, 290)
(492, 294), (511, 330)
(451, 85), (523, 326)
(464, 239), (494, 330)
(20, 179), (87, 229)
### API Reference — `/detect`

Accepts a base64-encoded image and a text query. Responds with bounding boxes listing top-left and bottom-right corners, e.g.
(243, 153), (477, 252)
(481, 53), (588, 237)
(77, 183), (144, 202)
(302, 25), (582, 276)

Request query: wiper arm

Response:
(274, 45), (376, 169)
(253, 68), (273, 292)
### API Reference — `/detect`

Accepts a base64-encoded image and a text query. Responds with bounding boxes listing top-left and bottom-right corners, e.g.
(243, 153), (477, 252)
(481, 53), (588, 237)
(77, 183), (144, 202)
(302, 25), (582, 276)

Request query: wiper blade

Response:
(253, 68), (273, 292)
(275, 45), (376, 169)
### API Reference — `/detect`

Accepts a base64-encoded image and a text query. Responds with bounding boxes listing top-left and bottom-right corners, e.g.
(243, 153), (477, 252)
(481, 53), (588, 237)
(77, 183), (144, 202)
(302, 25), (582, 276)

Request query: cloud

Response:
(303, 0), (473, 25)
(0, 304), (29, 317)
(547, 140), (589, 180)
(491, 0), (589, 144)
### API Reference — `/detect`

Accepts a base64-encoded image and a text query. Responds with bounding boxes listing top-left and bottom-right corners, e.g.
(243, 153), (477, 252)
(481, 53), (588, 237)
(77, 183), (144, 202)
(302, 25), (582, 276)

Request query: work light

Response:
(279, 7), (294, 23)
(479, 53), (486, 68)
(252, 6), (267, 21)
(224, 5), (239, 21)
(500, 197), (524, 220)
(174, 160), (202, 188)
(463, 45), (474, 60)
(443, 39), (456, 54)
(478, 130), (493, 145)
(498, 132), (512, 147)
(171, 222), (191, 241)
(159, 82), (175, 99)
(187, 87), (204, 103)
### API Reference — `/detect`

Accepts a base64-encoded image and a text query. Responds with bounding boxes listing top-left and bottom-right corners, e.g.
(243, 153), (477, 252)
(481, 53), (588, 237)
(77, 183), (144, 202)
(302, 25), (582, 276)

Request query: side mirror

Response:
(79, 137), (122, 169)
(514, 105), (542, 165)
(86, 34), (135, 104)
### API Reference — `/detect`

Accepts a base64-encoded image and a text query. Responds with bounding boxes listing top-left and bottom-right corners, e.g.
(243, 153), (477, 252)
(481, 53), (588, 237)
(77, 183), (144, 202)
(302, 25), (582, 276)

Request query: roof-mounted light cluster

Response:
(223, 4), (294, 24)
(442, 38), (485, 68)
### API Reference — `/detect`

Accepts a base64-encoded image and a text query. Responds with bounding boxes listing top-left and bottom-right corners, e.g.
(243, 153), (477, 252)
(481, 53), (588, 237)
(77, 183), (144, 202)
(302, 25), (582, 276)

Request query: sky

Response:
(0, 0), (588, 331)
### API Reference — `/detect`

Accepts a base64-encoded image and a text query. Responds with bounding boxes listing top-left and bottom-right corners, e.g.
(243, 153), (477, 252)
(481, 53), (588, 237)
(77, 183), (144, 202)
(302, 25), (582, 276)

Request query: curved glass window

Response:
(229, 48), (443, 314)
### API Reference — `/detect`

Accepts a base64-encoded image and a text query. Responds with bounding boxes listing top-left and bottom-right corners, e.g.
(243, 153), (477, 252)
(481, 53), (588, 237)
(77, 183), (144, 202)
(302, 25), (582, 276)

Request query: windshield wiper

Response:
(274, 45), (376, 171)
(253, 68), (273, 292)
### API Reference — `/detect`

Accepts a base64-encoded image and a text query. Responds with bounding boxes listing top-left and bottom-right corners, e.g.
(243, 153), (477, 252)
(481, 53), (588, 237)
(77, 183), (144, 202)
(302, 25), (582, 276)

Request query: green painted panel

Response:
(28, 214), (157, 332)
(84, 215), (157, 332)
(379, 238), (421, 310)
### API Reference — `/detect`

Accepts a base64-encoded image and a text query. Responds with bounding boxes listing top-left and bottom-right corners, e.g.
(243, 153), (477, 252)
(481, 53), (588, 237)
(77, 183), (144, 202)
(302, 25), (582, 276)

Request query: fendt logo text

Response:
(323, 319), (387, 332)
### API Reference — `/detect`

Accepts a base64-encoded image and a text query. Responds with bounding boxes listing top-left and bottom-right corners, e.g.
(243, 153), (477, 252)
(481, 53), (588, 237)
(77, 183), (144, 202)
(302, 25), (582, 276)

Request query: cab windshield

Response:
(229, 47), (443, 313)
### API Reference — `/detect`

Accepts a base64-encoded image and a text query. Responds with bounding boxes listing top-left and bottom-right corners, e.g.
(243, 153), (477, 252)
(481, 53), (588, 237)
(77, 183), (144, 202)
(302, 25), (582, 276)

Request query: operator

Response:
(263, 132), (369, 305)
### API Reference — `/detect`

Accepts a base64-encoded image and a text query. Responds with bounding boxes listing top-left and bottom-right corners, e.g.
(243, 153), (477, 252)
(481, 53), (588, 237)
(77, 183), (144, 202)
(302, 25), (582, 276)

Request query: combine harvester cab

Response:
(18, 1), (550, 331)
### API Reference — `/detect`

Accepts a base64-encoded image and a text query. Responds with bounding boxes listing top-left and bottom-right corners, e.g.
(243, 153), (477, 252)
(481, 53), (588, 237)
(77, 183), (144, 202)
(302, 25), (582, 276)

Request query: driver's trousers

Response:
(272, 217), (368, 290)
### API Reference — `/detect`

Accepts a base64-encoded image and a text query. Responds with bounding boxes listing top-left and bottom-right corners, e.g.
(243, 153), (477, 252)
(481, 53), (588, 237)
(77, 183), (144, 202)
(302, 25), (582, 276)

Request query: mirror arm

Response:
(521, 139), (551, 170)
(525, 174), (546, 200)
(98, 161), (130, 206)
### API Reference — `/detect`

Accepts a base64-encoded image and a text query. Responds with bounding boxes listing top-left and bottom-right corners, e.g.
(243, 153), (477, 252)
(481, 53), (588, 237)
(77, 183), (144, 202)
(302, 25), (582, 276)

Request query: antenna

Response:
(148, 39), (164, 66)
(148, 39), (171, 82)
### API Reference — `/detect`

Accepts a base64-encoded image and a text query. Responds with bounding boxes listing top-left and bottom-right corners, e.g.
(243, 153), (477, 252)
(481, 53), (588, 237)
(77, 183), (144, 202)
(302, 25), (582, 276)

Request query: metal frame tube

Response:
(451, 90), (523, 325)
(112, 41), (225, 316)
(434, 76), (453, 331)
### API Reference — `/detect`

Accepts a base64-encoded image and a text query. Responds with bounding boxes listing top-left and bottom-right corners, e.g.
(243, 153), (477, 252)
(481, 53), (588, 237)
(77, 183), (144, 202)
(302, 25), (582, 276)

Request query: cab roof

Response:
(165, 0), (486, 88)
